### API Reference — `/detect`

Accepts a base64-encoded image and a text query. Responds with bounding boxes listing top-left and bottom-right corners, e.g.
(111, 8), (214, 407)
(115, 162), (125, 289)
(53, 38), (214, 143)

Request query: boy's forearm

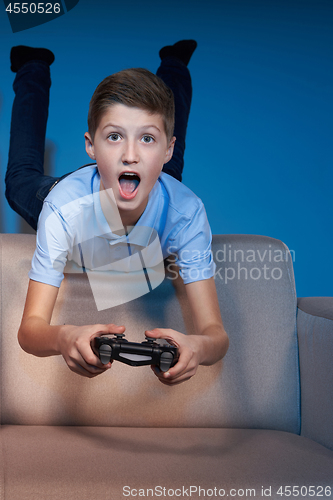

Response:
(183, 278), (229, 367)
(197, 324), (229, 366)
(18, 317), (69, 357)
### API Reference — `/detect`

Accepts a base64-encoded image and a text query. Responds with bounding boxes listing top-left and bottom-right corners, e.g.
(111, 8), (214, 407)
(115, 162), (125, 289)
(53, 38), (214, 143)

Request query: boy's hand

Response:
(145, 278), (229, 385)
(57, 323), (125, 378)
(145, 328), (203, 386)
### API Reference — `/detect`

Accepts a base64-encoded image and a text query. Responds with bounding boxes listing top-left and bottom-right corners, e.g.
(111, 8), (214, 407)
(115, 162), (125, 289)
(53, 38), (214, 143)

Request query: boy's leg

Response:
(5, 47), (59, 231)
(157, 40), (197, 182)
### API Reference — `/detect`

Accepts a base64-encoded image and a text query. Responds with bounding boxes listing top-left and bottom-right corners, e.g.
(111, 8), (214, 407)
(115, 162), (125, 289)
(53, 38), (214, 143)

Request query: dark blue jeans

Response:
(5, 57), (192, 231)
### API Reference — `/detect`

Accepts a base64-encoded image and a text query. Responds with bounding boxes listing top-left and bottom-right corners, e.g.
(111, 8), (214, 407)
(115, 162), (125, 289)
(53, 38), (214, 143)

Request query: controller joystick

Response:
(92, 333), (178, 372)
(115, 333), (125, 340)
(144, 337), (157, 343)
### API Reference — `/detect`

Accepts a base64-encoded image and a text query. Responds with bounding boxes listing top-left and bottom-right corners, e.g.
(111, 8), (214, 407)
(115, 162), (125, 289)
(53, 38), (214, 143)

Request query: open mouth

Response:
(118, 172), (141, 199)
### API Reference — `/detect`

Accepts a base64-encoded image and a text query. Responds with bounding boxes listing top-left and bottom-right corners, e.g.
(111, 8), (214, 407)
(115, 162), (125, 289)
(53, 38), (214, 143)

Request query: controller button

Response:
(144, 337), (157, 343)
(159, 352), (174, 372)
(99, 344), (112, 364)
(114, 333), (125, 339)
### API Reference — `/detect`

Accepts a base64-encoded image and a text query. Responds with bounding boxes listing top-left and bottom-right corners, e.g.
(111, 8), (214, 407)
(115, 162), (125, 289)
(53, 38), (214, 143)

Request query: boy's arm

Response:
(18, 279), (125, 378)
(146, 277), (229, 385)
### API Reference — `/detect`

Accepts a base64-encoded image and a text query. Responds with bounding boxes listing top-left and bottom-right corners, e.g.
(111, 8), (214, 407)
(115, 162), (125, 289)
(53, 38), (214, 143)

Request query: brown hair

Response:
(88, 68), (175, 142)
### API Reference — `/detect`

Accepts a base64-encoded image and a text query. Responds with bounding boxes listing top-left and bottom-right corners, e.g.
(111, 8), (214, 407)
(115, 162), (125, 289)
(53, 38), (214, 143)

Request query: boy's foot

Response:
(10, 45), (55, 73)
(159, 40), (197, 66)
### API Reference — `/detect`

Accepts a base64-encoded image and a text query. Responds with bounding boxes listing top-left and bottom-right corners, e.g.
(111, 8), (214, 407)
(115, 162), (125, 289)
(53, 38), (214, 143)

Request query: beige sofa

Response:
(1, 233), (332, 499)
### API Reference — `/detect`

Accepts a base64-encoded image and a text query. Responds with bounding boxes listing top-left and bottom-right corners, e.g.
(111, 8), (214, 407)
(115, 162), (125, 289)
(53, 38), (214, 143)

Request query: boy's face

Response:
(85, 104), (175, 227)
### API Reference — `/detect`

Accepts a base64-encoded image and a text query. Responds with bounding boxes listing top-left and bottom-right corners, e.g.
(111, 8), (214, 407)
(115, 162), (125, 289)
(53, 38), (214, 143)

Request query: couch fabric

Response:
(0, 233), (332, 499)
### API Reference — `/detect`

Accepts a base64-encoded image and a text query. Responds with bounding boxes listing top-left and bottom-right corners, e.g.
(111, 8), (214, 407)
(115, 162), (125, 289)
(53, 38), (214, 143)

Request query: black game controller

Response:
(92, 333), (179, 372)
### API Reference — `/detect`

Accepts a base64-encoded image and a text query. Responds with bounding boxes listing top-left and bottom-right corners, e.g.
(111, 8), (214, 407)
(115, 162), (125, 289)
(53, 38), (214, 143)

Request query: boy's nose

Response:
(122, 141), (139, 164)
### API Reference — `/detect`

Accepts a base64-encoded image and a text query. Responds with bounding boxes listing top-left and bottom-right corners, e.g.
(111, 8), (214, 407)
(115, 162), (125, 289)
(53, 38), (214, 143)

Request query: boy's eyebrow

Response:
(102, 123), (162, 133)
(102, 123), (124, 131)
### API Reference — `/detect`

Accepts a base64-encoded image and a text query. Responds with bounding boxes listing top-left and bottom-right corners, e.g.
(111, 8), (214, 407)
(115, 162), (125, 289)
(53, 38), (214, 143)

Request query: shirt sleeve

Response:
(29, 201), (73, 287)
(168, 202), (216, 284)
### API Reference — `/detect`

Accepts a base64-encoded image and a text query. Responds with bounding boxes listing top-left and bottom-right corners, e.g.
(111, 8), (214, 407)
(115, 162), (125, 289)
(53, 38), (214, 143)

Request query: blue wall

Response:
(0, 0), (332, 297)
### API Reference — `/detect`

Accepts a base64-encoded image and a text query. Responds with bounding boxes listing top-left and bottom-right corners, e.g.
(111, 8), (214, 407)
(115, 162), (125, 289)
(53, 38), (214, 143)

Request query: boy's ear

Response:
(164, 136), (176, 164)
(84, 132), (96, 160)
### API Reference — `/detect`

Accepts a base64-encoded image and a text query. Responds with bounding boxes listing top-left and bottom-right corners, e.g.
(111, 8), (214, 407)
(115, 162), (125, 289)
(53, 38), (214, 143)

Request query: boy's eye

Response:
(141, 135), (154, 144)
(108, 133), (121, 142)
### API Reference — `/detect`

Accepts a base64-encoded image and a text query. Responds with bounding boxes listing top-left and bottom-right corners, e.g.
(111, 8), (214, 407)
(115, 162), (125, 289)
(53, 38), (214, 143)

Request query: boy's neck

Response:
(99, 186), (148, 232)
(118, 209), (144, 229)
(118, 205), (146, 229)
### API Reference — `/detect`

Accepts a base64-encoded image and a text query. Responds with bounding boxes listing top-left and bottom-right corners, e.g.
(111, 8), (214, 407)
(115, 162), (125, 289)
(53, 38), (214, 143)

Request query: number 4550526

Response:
(6, 3), (61, 14)
(277, 485), (331, 497)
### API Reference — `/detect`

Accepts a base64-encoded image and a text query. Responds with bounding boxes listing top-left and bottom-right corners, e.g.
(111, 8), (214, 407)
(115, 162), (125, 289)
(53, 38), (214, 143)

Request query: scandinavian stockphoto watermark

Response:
(166, 243), (295, 284)
(212, 243), (295, 284)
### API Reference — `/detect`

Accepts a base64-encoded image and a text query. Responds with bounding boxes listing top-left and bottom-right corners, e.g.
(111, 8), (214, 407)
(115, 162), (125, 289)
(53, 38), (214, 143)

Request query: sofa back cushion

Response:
(0, 233), (299, 432)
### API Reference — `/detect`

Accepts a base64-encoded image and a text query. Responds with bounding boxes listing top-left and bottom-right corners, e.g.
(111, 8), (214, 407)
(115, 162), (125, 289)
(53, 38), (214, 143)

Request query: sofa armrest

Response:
(297, 297), (333, 450)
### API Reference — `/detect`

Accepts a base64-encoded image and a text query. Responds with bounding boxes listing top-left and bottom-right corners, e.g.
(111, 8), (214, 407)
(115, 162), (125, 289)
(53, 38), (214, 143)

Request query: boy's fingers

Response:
(77, 337), (111, 369)
(70, 359), (110, 378)
(146, 328), (193, 380)
(151, 365), (196, 385)
(78, 350), (112, 374)
(151, 347), (194, 381)
(94, 324), (125, 336)
(107, 323), (126, 331)
(145, 328), (173, 338)
(164, 350), (192, 378)
(145, 328), (179, 346)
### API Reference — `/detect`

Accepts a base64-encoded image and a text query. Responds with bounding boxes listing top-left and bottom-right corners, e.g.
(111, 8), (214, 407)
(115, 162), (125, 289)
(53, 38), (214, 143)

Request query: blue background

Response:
(0, 0), (332, 297)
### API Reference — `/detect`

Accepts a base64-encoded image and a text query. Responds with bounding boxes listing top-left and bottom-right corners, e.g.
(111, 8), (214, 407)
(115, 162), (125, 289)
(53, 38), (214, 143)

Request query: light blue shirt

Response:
(29, 166), (215, 292)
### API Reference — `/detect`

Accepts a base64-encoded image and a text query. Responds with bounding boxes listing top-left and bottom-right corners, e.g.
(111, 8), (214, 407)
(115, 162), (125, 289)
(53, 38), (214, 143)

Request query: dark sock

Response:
(159, 40), (197, 66)
(10, 45), (55, 73)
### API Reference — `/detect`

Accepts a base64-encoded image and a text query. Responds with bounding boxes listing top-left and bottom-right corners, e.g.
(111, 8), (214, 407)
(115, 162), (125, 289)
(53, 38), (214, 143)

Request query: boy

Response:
(6, 42), (229, 385)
